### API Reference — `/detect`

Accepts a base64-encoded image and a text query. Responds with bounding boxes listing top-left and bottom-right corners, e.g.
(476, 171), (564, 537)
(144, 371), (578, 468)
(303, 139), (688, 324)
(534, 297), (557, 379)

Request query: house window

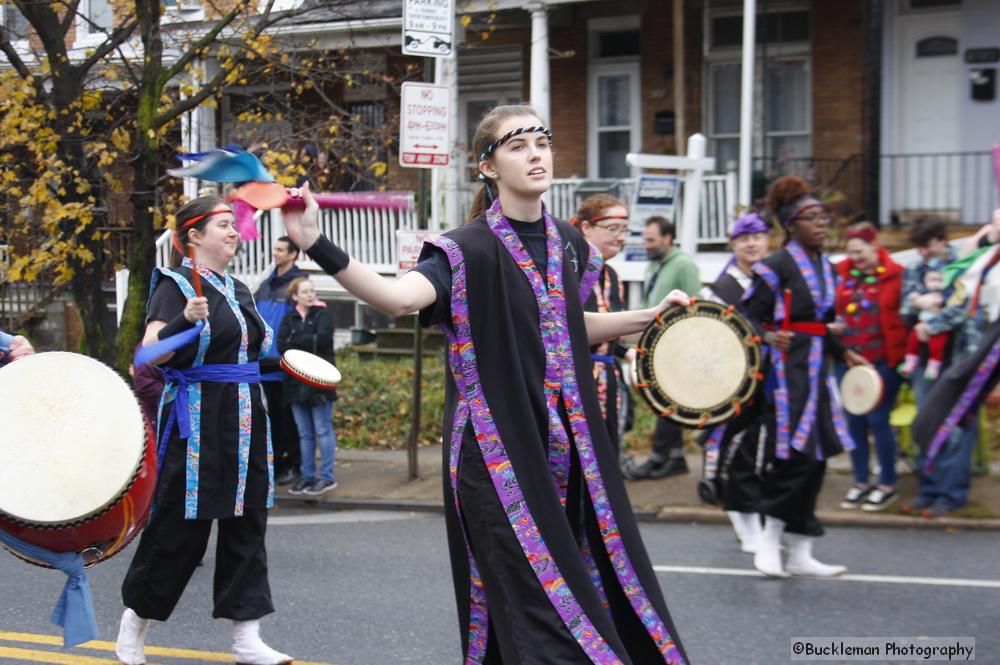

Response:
(588, 16), (641, 179)
(1, 1), (30, 38)
(704, 7), (812, 170)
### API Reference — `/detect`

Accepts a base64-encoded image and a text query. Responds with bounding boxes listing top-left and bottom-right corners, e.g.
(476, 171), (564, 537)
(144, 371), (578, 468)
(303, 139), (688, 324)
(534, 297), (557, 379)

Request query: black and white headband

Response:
(479, 126), (553, 162)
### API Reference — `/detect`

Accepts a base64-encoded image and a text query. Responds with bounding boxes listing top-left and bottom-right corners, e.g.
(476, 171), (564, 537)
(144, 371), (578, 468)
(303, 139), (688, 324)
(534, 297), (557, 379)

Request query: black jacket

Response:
(277, 305), (337, 403)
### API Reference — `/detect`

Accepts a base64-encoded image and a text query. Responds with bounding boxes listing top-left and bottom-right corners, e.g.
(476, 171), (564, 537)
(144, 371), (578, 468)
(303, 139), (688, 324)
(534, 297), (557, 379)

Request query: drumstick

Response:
(782, 289), (792, 360)
(188, 244), (203, 298)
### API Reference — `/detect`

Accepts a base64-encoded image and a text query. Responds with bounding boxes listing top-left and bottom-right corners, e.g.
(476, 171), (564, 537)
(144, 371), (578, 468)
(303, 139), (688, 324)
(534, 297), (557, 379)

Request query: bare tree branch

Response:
(0, 25), (35, 83)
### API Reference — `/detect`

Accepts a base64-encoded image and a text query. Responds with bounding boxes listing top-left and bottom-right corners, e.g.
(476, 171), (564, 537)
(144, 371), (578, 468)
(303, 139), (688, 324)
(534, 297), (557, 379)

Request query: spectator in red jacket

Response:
(832, 222), (908, 512)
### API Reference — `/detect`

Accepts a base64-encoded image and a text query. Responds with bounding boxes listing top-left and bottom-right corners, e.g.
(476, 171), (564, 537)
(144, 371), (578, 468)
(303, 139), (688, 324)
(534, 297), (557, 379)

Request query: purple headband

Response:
(729, 211), (769, 239)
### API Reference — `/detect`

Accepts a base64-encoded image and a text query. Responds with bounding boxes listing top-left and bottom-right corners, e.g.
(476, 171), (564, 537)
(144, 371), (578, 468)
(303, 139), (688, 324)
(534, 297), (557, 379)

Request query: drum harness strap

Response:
(747, 243), (853, 460)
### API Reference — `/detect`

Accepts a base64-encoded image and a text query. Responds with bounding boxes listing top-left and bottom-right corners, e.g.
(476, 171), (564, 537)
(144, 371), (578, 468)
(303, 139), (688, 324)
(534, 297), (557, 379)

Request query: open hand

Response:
(281, 182), (322, 250)
(844, 349), (872, 368)
(654, 289), (691, 314)
(8, 335), (34, 361)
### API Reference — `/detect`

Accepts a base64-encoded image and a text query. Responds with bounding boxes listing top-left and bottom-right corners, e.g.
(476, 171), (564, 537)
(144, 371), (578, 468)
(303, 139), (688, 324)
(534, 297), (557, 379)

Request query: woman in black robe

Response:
(697, 211), (770, 554)
(281, 105), (690, 664)
(116, 197), (291, 665)
(574, 193), (632, 456)
(741, 177), (869, 578)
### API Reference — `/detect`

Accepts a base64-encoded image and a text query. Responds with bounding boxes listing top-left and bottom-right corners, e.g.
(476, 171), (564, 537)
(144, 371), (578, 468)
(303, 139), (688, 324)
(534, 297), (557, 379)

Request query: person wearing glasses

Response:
(624, 216), (702, 481)
(742, 176), (869, 578)
(574, 194), (633, 455)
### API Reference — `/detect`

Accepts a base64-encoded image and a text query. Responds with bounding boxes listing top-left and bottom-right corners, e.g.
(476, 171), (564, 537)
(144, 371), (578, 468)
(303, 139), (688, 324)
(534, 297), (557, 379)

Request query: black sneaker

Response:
(276, 469), (299, 486)
(304, 479), (338, 496)
(861, 488), (898, 512)
(288, 478), (314, 495)
(625, 458), (688, 480)
(839, 485), (871, 509)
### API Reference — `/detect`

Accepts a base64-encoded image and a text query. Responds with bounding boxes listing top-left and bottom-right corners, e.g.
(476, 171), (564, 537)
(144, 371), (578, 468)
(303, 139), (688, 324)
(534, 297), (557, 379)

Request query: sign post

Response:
(402, 0), (455, 57)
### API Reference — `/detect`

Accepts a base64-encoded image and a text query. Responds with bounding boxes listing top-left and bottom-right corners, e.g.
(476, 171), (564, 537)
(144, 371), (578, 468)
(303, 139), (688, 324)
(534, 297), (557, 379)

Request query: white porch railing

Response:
(459, 174), (738, 244)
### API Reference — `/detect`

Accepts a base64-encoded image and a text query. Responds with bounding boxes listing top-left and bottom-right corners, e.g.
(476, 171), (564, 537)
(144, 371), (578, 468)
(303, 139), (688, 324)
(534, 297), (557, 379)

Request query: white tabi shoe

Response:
(115, 608), (150, 665)
(785, 533), (847, 577)
(726, 511), (762, 554)
(753, 516), (788, 577)
(233, 619), (293, 665)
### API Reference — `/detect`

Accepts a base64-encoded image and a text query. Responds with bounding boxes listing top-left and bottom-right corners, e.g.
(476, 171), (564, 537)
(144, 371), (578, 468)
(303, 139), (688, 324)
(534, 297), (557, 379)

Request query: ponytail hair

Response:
(170, 195), (230, 267)
(466, 104), (547, 223)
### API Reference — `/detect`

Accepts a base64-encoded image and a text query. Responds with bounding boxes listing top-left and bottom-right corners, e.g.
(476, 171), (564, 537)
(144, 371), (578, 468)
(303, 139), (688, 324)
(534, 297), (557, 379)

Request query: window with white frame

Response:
(588, 16), (641, 179)
(1, 1), (30, 39)
(703, 7), (812, 171)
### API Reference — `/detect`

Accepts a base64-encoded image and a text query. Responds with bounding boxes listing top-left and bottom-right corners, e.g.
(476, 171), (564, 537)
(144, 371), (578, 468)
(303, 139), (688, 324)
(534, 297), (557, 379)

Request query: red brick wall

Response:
(811, 0), (865, 159)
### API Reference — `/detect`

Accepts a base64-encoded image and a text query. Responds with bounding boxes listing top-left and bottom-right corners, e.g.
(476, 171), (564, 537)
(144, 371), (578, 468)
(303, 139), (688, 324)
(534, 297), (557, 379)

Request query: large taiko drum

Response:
(0, 352), (156, 568)
(634, 300), (763, 428)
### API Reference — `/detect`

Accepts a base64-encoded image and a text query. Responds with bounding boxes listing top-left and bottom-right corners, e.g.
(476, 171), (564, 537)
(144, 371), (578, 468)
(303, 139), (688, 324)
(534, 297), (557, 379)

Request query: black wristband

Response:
(306, 235), (351, 275)
(158, 311), (197, 340)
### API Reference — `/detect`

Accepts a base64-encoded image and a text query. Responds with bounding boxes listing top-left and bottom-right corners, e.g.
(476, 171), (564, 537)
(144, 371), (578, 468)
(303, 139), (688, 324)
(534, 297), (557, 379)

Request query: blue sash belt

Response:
(158, 362), (262, 465)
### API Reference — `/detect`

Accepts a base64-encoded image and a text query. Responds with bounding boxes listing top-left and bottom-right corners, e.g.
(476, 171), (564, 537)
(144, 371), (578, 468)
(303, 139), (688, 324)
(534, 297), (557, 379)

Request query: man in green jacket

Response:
(625, 215), (702, 480)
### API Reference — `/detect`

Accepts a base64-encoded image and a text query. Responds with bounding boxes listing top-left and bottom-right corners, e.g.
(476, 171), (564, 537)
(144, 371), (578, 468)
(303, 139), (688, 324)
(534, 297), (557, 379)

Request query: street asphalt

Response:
(1, 507), (997, 664)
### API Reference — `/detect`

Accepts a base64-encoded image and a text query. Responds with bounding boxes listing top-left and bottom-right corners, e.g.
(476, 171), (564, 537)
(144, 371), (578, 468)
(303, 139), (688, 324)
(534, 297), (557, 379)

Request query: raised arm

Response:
(281, 184), (437, 318)
(584, 289), (691, 345)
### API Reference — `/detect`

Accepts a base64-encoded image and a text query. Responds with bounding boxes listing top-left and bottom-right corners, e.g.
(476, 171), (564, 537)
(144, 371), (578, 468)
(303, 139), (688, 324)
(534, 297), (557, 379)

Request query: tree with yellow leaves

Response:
(0, 0), (401, 371)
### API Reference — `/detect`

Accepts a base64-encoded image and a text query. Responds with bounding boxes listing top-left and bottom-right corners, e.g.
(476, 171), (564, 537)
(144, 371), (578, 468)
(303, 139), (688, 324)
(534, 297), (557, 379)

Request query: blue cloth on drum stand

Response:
(0, 529), (98, 647)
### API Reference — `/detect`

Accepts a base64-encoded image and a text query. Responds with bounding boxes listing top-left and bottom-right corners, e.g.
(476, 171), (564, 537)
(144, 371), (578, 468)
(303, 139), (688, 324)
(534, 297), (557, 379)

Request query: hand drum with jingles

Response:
(839, 365), (884, 416)
(0, 352), (156, 567)
(634, 300), (763, 428)
(280, 349), (342, 390)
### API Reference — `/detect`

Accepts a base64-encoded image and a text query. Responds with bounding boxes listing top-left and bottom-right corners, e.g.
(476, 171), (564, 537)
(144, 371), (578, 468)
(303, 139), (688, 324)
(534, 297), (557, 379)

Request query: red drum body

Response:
(0, 352), (156, 568)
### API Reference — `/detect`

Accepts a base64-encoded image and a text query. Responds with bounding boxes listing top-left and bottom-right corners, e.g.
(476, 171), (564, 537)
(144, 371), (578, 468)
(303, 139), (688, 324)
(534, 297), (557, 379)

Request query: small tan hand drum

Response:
(634, 300), (763, 428)
(840, 365), (884, 416)
(0, 352), (155, 567)
(280, 349), (341, 390)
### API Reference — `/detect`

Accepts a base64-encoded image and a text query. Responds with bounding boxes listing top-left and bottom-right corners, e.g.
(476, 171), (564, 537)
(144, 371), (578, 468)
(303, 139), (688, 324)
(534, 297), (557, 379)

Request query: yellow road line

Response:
(0, 645), (131, 664)
(0, 631), (337, 665)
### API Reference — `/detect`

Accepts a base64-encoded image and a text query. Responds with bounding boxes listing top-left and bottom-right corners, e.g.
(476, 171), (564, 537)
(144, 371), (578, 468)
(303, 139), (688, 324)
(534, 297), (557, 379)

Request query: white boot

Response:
(753, 516), (787, 577)
(726, 511), (762, 554)
(115, 608), (150, 665)
(785, 533), (847, 577)
(233, 619), (293, 665)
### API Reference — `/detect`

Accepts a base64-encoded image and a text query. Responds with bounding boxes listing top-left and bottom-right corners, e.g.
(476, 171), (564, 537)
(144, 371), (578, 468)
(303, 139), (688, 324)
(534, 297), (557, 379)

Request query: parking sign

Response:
(402, 0), (454, 58)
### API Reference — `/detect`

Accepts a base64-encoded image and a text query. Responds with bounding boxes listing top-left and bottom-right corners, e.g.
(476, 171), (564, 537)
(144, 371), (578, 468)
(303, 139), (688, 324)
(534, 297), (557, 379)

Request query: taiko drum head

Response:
(0, 352), (146, 526)
(280, 349), (341, 390)
(840, 365), (884, 416)
(634, 300), (763, 428)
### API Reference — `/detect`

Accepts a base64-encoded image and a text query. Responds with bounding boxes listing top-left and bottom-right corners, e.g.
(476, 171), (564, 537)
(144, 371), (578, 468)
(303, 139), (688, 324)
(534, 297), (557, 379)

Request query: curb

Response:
(276, 496), (1000, 530)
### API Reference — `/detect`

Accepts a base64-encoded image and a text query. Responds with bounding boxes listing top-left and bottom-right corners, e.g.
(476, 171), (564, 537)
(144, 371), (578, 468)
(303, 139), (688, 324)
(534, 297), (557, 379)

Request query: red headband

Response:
(172, 208), (232, 254)
(590, 214), (629, 224)
(786, 202), (824, 226)
(846, 227), (877, 244)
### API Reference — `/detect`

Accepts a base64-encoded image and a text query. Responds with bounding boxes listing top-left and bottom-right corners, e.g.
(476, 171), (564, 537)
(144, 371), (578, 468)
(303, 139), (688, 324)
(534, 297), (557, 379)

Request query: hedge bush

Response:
(333, 349), (446, 449)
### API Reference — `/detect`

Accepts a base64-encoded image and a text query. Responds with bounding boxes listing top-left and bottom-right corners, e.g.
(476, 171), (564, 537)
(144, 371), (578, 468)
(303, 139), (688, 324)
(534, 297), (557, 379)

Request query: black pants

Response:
(649, 416), (685, 463)
(721, 428), (765, 513)
(263, 380), (300, 475)
(122, 506), (274, 621)
(759, 449), (826, 537)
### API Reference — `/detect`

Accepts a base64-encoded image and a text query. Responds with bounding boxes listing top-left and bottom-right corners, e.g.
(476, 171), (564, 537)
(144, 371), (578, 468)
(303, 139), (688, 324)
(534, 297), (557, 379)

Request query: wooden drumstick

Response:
(188, 244), (203, 298)
(782, 288), (792, 360)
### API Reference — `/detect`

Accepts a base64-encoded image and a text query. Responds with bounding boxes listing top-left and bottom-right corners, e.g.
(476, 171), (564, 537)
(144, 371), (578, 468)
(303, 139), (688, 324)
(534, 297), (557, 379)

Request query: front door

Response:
(891, 9), (962, 216)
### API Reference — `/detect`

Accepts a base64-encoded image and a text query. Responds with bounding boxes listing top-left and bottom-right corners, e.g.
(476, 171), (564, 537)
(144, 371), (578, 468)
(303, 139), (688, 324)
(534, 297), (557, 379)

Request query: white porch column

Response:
(180, 59), (220, 199)
(528, 2), (550, 123)
(737, 0), (756, 207)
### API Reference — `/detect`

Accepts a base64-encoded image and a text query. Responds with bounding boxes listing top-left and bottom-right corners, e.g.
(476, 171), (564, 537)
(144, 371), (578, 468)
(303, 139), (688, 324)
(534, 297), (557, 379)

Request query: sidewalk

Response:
(275, 444), (1000, 530)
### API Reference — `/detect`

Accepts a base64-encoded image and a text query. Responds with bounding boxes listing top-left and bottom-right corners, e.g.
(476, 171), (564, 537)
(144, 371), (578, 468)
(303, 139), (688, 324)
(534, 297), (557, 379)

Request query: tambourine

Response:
(280, 349), (341, 390)
(0, 352), (156, 568)
(840, 365), (884, 416)
(634, 300), (763, 428)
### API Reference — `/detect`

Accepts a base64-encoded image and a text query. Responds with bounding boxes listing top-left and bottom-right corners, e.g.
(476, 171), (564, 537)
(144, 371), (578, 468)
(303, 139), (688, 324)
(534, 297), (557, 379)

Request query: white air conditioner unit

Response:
(177, 0), (201, 11)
